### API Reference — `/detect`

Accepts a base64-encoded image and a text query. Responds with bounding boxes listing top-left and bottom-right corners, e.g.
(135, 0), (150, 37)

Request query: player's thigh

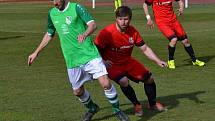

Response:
(67, 67), (92, 91)
(107, 64), (126, 83)
(174, 20), (187, 40)
(126, 58), (150, 82)
(83, 57), (108, 79)
(157, 23), (176, 40)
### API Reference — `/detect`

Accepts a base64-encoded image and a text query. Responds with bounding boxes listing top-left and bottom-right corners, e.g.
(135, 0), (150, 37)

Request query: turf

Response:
(0, 2), (215, 121)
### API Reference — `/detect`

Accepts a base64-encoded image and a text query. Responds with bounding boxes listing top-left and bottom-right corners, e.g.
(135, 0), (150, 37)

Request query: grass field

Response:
(0, 2), (215, 121)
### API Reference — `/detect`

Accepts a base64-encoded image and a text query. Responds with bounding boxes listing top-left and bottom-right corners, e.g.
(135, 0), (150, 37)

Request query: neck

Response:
(59, 0), (68, 11)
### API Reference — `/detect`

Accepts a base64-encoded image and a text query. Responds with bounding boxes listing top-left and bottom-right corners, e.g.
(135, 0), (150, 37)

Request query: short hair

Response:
(115, 6), (132, 19)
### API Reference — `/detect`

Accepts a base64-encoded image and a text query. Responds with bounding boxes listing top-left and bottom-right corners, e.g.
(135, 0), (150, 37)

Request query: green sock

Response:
(85, 100), (97, 113)
(111, 101), (120, 113)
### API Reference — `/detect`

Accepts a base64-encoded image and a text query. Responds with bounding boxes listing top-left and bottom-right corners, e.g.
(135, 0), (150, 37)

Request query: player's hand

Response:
(177, 7), (184, 16)
(77, 34), (87, 43)
(28, 52), (38, 66)
(157, 61), (168, 68)
(103, 60), (113, 68)
(147, 19), (154, 29)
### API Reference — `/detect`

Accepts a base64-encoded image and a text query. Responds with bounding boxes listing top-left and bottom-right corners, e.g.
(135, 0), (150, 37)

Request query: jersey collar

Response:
(58, 2), (70, 12)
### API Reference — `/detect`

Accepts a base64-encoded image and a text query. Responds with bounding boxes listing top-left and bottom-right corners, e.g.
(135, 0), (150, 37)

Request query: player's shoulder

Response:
(128, 25), (138, 32)
(101, 23), (116, 32)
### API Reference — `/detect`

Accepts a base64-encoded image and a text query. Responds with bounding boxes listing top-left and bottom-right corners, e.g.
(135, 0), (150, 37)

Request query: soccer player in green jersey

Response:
(27, 0), (129, 121)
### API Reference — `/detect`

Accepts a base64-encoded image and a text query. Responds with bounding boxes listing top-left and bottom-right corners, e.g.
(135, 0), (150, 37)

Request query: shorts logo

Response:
(129, 37), (134, 44)
(66, 16), (72, 25)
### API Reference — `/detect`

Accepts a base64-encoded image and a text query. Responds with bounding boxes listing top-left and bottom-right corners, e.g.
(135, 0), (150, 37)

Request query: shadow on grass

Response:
(177, 55), (215, 68)
(92, 91), (205, 121)
(0, 35), (24, 40)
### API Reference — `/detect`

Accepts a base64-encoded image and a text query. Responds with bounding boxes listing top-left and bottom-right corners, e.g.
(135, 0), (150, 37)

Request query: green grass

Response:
(0, 2), (215, 121)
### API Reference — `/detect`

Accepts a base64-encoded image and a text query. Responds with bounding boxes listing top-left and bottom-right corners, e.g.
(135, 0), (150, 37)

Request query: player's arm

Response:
(139, 44), (167, 67)
(27, 12), (56, 66)
(176, 0), (184, 16)
(143, 0), (154, 29)
(133, 27), (165, 67)
(76, 4), (97, 43)
(28, 33), (53, 66)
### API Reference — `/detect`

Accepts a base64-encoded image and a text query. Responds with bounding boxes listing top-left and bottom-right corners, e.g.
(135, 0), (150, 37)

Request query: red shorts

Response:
(106, 58), (150, 83)
(157, 19), (187, 41)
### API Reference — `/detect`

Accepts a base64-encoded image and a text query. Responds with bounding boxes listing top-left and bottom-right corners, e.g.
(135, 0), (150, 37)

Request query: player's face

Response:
(54, 0), (66, 11)
(116, 15), (131, 32)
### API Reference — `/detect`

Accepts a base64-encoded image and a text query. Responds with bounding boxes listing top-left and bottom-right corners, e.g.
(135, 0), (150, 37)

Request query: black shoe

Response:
(115, 110), (130, 121)
(81, 104), (100, 121)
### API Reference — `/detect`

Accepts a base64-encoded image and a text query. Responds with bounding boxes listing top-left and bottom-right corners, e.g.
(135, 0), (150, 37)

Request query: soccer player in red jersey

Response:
(95, 6), (167, 117)
(143, 0), (205, 69)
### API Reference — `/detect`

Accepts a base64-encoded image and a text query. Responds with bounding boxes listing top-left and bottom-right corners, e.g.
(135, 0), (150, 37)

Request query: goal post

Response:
(92, 0), (95, 9)
(185, 0), (188, 8)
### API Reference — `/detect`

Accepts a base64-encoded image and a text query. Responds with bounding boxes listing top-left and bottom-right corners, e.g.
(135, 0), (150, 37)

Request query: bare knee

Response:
(182, 39), (191, 47)
(98, 75), (112, 90)
(169, 38), (178, 47)
(118, 77), (129, 87)
(73, 86), (84, 97)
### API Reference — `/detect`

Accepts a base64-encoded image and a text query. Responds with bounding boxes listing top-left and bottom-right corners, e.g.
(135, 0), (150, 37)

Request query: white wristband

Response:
(146, 15), (151, 20)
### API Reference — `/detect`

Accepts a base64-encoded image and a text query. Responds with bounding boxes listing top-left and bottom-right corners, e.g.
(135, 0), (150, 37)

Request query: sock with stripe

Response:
(79, 89), (97, 113)
(104, 84), (120, 113)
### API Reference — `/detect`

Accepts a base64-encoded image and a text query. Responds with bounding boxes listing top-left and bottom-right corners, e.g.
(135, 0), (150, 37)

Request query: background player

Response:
(115, 0), (122, 10)
(143, 0), (205, 69)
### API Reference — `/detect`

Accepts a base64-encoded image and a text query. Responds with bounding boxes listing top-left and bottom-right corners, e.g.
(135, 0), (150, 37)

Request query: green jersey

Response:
(47, 2), (99, 68)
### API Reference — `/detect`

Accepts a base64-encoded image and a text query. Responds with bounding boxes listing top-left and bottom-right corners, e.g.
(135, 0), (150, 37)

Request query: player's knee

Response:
(101, 81), (112, 90)
(98, 75), (112, 90)
(182, 39), (190, 46)
(73, 87), (84, 97)
(169, 38), (177, 46)
(142, 72), (153, 84)
(118, 77), (129, 87)
(145, 76), (155, 84)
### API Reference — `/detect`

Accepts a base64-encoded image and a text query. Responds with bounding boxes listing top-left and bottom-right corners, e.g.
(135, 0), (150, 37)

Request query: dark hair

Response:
(115, 6), (132, 19)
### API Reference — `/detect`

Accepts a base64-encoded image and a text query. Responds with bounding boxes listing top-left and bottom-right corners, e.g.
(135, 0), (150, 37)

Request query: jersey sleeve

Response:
(94, 29), (109, 49)
(131, 27), (145, 47)
(76, 4), (94, 25)
(47, 11), (56, 37)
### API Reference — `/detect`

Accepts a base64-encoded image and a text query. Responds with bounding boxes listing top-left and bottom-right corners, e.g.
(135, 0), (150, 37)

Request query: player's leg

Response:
(118, 0), (122, 7)
(181, 38), (205, 66)
(127, 58), (166, 111)
(107, 63), (142, 116)
(119, 77), (143, 116)
(114, 0), (118, 10)
(97, 75), (130, 121)
(67, 68), (99, 121)
(174, 20), (205, 66)
(157, 23), (177, 69)
(143, 76), (166, 111)
(168, 37), (177, 69)
(86, 57), (130, 121)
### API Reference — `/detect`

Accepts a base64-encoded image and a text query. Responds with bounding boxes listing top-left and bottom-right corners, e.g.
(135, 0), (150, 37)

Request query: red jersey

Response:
(95, 23), (145, 65)
(147, 0), (177, 23)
